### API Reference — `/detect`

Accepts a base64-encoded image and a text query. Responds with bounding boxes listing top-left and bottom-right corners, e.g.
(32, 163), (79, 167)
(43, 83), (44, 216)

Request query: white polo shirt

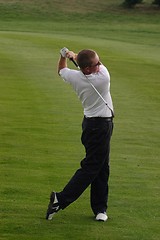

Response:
(59, 64), (113, 118)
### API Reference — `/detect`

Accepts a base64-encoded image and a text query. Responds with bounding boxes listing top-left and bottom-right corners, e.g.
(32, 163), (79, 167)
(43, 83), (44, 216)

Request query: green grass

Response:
(0, 1), (160, 240)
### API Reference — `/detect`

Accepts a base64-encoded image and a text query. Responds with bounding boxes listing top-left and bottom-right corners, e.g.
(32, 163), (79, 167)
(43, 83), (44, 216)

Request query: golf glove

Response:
(60, 47), (69, 58)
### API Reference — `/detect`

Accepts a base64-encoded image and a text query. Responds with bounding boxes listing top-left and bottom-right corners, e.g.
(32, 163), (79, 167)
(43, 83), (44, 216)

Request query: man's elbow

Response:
(58, 66), (65, 75)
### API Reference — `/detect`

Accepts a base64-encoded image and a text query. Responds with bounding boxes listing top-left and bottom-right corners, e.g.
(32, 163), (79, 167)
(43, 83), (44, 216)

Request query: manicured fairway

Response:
(0, 1), (160, 240)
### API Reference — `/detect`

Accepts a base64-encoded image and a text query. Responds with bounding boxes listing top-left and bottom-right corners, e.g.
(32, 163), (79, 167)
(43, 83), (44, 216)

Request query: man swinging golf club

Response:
(46, 47), (114, 222)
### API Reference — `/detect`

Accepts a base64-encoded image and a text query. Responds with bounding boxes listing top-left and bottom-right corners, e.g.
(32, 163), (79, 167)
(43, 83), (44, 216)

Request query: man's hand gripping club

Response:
(58, 47), (78, 73)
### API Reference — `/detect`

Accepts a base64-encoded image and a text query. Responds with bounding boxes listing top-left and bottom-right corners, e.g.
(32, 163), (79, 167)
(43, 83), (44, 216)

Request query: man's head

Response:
(77, 49), (101, 75)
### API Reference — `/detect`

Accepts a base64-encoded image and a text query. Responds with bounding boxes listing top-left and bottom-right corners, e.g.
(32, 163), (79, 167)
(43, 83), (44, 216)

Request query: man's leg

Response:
(56, 117), (112, 210)
(90, 157), (110, 215)
(90, 121), (113, 215)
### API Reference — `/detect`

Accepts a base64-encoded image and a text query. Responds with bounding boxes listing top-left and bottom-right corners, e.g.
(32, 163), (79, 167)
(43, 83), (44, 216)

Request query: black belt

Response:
(84, 116), (113, 121)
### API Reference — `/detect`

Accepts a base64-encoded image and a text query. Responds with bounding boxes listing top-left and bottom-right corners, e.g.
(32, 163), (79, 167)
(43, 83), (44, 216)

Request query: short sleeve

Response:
(59, 68), (79, 84)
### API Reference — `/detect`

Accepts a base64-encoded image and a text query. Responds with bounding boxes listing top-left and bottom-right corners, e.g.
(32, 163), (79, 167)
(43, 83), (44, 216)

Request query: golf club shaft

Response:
(70, 58), (79, 68)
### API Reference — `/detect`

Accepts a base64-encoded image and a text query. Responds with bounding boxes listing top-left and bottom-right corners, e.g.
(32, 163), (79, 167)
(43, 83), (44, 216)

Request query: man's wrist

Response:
(74, 54), (77, 61)
(60, 54), (66, 59)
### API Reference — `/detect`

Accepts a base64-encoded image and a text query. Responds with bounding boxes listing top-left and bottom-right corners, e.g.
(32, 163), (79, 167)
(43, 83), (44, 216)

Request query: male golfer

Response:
(46, 48), (114, 221)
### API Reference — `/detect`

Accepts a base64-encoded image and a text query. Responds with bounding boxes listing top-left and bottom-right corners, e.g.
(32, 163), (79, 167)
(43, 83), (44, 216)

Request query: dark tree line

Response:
(152, 0), (160, 6)
(123, 0), (160, 8)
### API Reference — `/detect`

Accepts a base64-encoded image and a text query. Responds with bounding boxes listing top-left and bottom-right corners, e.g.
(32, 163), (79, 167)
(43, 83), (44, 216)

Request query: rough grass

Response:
(0, 1), (160, 240)
(0, 0), (159, 19)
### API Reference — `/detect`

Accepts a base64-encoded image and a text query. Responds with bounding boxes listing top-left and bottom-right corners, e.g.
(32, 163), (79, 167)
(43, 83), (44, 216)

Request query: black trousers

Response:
(57, 116), (113, 215)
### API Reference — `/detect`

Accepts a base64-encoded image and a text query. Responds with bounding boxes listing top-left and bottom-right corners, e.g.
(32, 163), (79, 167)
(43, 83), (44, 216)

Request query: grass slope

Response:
(0, 1), (160, 240)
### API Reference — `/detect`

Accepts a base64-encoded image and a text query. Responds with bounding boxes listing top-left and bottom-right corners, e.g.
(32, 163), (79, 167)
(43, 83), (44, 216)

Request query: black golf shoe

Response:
(46, 192), (60, 220)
